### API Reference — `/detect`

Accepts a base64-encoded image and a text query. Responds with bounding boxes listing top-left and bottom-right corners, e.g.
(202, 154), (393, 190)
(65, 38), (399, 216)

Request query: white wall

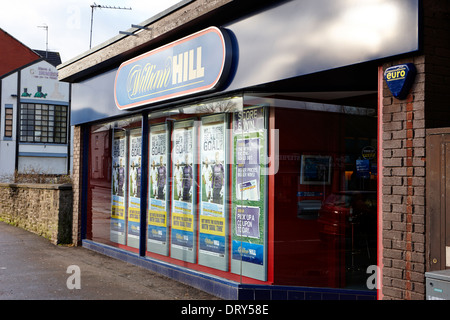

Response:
(20, 60), (69, 103)
(0, 59), (71, 179)
(0, 72), (18, 179)
(18, 156), (68, 175)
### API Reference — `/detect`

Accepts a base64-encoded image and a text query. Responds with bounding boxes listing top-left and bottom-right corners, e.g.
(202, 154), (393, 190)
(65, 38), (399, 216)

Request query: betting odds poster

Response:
(231, 106), (267, 281)
(111, 131), (127, 245)
(127, 129), (142, 249)
(198, 114), (228, 271)
(171, 120), (197, 263)
(147, 124), (169, 256)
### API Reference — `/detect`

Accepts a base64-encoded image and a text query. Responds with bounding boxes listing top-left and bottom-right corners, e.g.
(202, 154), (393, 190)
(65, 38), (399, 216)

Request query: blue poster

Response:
(356, 159), (370, 178)
(232, 241), (264, 265)
(236, 138), (260, 201)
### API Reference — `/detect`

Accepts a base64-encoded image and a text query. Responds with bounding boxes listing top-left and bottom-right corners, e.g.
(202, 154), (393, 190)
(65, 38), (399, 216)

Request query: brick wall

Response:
(422, 0), (450, 129)
(381, 0), (450, 300)
(381, 55), (426, 300)
(0, 183), (73, 245)
(0, 29), (40, 77)
(71, 125), (83, 245)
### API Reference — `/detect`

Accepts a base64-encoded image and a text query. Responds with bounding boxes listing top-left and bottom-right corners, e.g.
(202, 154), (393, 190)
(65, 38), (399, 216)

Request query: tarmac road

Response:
(0, 221), (219, 300)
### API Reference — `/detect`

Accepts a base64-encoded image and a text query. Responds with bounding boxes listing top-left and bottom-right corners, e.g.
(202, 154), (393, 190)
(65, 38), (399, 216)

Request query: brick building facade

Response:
(379, 0), (450, 300)
(381, 56), (427, 300)
(59, 0), (450, 300)
(0, 29), (40, 77)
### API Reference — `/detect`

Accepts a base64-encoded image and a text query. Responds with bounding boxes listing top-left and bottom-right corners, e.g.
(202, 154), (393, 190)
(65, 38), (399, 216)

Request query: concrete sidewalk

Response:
(0, 221), (219, 300)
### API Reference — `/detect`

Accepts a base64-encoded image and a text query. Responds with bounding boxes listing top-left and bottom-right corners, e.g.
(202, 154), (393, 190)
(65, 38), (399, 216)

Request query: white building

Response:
(0, 51), (71, 179)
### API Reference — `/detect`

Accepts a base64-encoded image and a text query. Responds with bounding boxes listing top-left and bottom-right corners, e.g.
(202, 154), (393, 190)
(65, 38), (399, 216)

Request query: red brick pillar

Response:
(381, 56), (426, 300)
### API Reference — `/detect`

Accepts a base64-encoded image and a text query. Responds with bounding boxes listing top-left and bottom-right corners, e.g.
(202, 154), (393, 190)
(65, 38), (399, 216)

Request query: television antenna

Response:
(37, 24), (49, 58)
(89, 3), (132, 49)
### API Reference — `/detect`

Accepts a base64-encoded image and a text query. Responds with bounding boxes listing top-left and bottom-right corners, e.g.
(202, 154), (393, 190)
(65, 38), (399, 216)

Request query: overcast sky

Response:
(0, 0), (181, 63)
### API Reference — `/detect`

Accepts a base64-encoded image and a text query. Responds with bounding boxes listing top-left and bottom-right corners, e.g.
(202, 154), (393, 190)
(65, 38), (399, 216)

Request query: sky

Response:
(0, 0), (181, 63)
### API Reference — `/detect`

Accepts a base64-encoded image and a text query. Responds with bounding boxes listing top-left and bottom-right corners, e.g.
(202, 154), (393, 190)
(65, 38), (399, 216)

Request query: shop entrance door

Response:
(426, 128), (450, 271)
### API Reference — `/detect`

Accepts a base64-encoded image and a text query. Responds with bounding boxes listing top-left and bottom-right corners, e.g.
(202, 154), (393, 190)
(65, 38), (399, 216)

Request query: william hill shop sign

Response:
(114, 27), (232, 110)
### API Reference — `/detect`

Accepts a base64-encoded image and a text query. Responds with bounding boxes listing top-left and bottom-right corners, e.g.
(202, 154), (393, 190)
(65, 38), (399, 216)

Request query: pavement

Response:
(0, 221), (220, 300)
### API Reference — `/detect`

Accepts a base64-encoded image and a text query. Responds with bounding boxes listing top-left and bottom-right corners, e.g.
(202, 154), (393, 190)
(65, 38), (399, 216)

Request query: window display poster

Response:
(232, 106), (267, 281)
(300, 155), (331, 185)
(111, 132), (127, 245)
(235, 138), (260, 201)
(199, 115), (227, 270)
(171, 122), (196, 262)
(147, 125), (169, 255)
(234, 206), (264, 265)
(127, 129), (142, 249)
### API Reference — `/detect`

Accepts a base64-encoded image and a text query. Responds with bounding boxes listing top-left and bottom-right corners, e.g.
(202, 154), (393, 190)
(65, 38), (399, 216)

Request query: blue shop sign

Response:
(114, 27), (231, 110)
(356, 159), (370, 178)
(384, 63), (416, 100)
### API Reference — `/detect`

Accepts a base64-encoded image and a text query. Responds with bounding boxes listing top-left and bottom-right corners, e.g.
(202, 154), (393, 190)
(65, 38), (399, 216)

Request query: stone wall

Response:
(0, 183), (73, 245)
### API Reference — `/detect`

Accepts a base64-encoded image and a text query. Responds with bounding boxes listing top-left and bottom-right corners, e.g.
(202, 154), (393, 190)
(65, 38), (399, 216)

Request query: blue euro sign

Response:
(384, 63), (416, 100)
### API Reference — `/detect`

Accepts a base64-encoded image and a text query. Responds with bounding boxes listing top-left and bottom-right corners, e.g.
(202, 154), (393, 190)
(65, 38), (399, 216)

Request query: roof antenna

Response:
(37, 24), (48, 58)
(89, 3), (132, 49)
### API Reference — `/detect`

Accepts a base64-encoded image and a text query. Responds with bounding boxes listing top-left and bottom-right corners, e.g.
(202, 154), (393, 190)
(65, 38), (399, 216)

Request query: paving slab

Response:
(0, 221), (219, 300)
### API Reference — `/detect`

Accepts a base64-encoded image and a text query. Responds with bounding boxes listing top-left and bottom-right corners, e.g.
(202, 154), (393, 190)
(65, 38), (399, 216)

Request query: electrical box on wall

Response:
(426, 270), (450, 300)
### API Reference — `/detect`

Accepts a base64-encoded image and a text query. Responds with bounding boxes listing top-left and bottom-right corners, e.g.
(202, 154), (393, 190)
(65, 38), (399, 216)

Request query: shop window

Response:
(197, 114), (227, 270)
(85, 94), (377, 291)
(147, 123), (169, 256)
(262, 96), (378, 290)
(230, 106), (268, 281)
(88, 116), (142, 253)
(19, 103), (68, 144)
